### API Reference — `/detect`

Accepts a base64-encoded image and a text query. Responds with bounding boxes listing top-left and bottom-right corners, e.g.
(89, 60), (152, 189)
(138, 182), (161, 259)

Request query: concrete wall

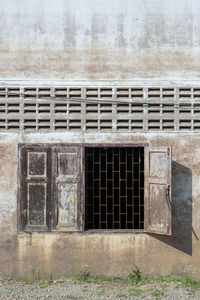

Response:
(0, 0), (200, 80)
(0, 0), (200, 279)
(0, 132), (198, 279)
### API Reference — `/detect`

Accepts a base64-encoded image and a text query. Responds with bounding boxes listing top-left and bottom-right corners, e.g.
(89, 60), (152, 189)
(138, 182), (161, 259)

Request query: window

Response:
(85, 147), (144, 230)
(19, 145), (82, 232)
(18, 144), (172, 235)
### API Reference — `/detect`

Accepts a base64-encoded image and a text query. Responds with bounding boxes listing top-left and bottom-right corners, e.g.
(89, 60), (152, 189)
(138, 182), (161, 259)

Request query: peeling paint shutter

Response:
(20, 146), (51, 232)
(52, 147), (82, 231)
(144, 147), (172, 235)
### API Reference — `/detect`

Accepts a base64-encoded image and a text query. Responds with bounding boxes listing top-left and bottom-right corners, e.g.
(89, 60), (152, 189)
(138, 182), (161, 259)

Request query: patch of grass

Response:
(75, 272), (116, 284)
(96, 290), (104, 295)
(153, 274), (200, 290)
(127, 266), (149, 285)
(22, 279), (36, 285)
(175, 284), (181, 289)
(5, 277), (12, 284)
(101, 277), (116, 283)
(127, 266), (142, 285)
(161, 283), (167, 289)
(89, 277), (116, 284)
(154, 274), (178, 283)
(139, 275), (150, 285)
(77, 270), (90, 282)
(166, 274), (178, 283)
(66, 296), (78, 300)
(146, 287), (155, 292)
(39, 278), (53, 288)
(128, 287), (143, 296)
(179, 275), (200, 289)
(151, 289), (165, 297)
(150, 283), (167, 298)
(39, 273), (54, 288)
(116, 294), (127, 299)
(22, 272), (54, 287)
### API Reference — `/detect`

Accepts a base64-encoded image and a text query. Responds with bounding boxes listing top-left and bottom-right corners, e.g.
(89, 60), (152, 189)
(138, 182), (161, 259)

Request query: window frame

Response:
(19, 142), (173, 235)
(82, 143), (148, 233)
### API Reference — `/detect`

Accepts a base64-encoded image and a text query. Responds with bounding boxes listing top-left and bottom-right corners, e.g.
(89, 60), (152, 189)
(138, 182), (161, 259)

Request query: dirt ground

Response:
(1, 275), (200, 300)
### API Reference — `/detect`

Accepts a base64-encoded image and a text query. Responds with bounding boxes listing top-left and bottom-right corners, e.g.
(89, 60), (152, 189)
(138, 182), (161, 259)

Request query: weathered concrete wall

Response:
(0, 132), (198, 279)
(0, 0), (200, 79)
(0, 0), (200, 280)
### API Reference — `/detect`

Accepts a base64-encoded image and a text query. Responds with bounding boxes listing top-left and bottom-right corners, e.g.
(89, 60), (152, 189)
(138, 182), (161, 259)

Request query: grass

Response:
(96, 290), (105, 295)
(74, 267), (200, 292)
(5, 277), (12, 284)
(22, 278), (53, 288)
(151, 288), (165, 297)
(22, 279), (36, 285)
(21, 271), (54, 288)
(77, 270), (90, 282)
(179, 275), (200, 289)
(116, 294), (127, 299)
(146, 287), (155, 292)
(39, 278), (53, 288)
(150, 284), (167, 297)
(128, 287), (143, 296)
(128, 266), (143, 284)
(127, 266), (142, 284)
(4, 268), (200, 298)
(127, 266), (150, 285)
(153, 274), (178, 283)
(75, 270), (116, 284)
(90, 277), (116, 284)
(2, 271), (200, 300)
(153, 274), (200, 290)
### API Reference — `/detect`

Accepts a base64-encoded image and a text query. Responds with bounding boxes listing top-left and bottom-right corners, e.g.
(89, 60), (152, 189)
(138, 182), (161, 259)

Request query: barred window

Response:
(19, 144), (172, 235)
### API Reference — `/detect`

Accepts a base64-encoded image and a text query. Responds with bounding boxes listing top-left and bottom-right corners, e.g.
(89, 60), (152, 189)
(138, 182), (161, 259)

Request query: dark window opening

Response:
(85, 147), (144, 230)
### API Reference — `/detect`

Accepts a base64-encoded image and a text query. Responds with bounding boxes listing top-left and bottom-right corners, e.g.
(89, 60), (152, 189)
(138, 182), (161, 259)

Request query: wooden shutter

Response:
(52, 146), (82, 231)
(20, 146), (51, 232)
(144, 147), (172, 235)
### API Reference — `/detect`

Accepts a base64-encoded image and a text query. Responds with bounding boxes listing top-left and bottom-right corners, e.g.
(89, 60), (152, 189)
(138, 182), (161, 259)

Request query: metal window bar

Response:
(85, 147), (144, 230)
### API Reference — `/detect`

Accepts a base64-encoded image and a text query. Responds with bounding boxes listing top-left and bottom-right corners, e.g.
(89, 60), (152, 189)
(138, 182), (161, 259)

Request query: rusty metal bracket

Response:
(165, 184), (171, 211)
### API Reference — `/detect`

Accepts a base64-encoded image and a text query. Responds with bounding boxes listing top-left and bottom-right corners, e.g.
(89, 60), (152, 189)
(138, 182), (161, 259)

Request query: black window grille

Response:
(85, 147), (144, 230)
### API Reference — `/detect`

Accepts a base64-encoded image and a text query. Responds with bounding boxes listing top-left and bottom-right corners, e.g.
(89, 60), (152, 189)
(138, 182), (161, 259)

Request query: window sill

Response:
(84, 229), (145, 234)
(18, 229), (145, 235)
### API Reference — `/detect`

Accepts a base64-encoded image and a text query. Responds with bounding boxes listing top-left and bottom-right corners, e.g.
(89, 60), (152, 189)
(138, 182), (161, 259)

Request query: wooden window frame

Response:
(18, 143), (172, 235)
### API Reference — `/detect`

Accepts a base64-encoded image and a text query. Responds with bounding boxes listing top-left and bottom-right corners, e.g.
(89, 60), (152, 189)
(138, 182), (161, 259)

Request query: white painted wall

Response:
(0, 0), (200, 79)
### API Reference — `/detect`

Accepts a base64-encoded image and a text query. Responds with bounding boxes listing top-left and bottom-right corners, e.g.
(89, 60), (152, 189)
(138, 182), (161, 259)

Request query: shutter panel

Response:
(144, 147), (172, 235)
(52, 146), (82, 231)
(20, 146), (51, 232)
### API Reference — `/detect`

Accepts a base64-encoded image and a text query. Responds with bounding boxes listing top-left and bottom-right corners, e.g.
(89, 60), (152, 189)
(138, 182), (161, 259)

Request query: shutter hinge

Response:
(167, 147), (170, 156)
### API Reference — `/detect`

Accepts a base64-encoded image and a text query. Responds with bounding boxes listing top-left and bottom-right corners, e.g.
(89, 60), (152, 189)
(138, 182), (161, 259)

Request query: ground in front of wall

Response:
(1, 275), (200, 300)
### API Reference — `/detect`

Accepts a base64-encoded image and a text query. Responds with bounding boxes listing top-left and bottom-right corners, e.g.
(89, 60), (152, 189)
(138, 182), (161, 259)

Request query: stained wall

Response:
(0, 132), (198, 279)
(0, 0), (200, 79)
(0, 0), (200, 279)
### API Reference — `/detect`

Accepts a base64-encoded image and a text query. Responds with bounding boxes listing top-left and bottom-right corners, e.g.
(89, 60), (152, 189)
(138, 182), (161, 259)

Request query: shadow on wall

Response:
(150, 161), (193, 256)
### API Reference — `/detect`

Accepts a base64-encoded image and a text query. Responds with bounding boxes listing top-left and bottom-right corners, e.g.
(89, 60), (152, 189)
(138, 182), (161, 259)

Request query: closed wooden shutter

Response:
(19, 146), (51, 232)
(144, 147), (172, 235)
(19, 144), (82, 232)
(51, 146), (82, 231)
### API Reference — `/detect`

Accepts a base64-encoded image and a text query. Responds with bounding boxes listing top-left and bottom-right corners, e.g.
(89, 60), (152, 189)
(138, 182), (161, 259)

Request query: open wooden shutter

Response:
(20, 146), (51, 232)
(52, 146), (82, 231)
(144, 147), (172, 235)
